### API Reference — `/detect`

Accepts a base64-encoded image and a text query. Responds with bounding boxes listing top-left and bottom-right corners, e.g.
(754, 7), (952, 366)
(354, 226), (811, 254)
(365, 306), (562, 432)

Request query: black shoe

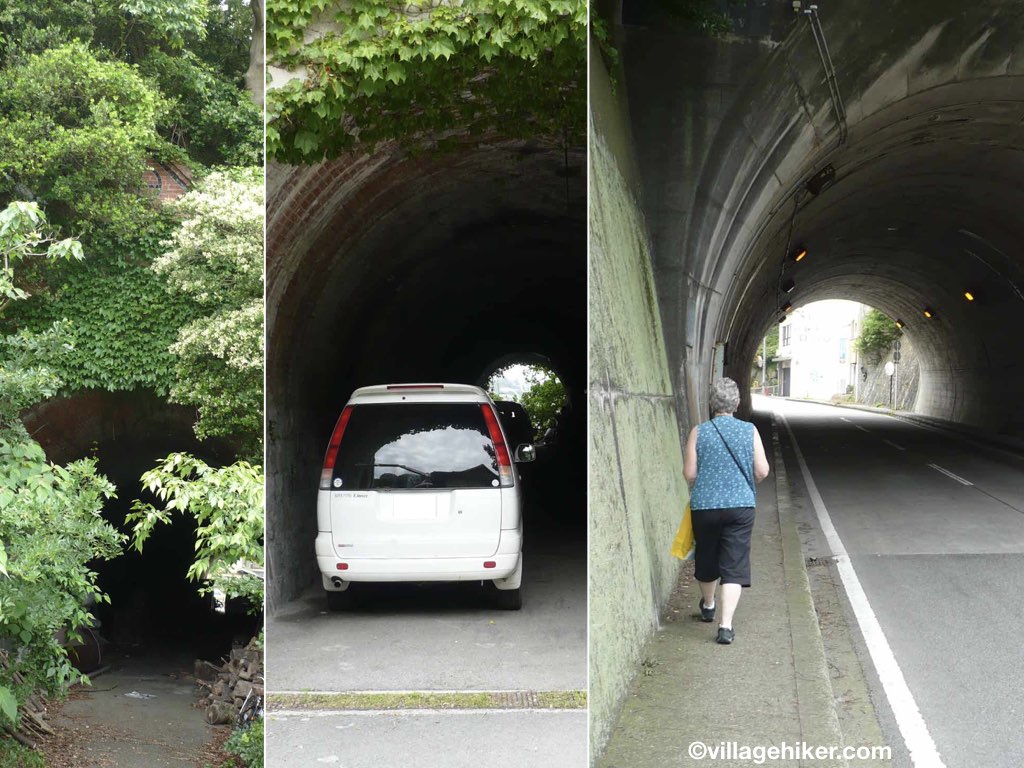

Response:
(716, 627), (734, 644)
(699, 598), (716, 623)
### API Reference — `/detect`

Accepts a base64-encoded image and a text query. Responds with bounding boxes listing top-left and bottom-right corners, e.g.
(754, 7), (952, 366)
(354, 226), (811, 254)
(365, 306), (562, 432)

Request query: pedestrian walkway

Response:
(596, 415), (884, 768)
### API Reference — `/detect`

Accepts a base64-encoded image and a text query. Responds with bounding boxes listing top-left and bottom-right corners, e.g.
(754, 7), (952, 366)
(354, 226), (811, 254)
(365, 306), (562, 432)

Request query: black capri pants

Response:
(692, 506), (755, 587)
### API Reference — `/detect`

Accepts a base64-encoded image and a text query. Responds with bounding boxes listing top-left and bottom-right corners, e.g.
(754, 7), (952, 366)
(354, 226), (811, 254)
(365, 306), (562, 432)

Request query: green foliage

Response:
(117, 0), (210, 49)
(0, 740), (45, 768)
(855, 309), (902, 360)
(0, 43), (176, 242)
(127, 454), (264, 608)
(519, 366), (566, 440)
(0, 202), (82, 314)
(224, 718), (264, 768)
(656, 0), (732, 33)
(0, 1), (257, 169)
(140, 50), (263, 166)
(2, 225), (201, 397)
(266, 0), (587, 161)
(153, 169), (264, 454)
(0, 1), (98, 66)
(0, 206), (123, 731)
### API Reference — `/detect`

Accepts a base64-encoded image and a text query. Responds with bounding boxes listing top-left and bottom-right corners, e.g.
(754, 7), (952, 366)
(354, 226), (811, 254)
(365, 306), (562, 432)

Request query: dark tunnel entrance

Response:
(266, 141), (586, 610)
(23, 392), (259, 666)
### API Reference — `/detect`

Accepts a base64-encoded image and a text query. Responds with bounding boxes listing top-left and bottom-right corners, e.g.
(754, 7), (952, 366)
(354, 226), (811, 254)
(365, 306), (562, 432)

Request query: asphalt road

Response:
(768, 397), (1024, 768)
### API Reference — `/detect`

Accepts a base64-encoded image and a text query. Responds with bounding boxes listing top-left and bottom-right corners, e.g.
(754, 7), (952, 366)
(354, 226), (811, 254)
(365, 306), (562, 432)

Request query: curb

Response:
(771, 418), (849, 767)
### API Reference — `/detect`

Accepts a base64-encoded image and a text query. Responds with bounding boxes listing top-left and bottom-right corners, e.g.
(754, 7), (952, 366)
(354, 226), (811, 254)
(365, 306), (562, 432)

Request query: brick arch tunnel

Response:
(266, 141), (586, 610)
(24, 391), (253, 660)
(590, 0), (1024, 749)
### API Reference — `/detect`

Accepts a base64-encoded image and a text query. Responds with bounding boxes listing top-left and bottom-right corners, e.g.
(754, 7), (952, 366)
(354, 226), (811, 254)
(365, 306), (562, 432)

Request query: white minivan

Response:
(315, 383), (535, 610)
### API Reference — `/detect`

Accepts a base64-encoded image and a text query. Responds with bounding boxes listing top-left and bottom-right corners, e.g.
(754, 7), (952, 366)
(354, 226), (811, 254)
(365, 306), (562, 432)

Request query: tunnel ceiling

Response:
(728, 79), (1024, 431)
(624, 1), (1024, 433)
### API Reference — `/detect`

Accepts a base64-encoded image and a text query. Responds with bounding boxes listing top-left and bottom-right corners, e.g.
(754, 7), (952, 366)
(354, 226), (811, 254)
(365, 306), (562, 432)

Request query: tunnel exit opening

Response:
(749, 299), (917, 412)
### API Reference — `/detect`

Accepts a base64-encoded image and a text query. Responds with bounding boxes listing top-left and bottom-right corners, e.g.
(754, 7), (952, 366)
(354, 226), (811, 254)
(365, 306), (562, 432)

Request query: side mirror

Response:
(514, 444), (536, 463)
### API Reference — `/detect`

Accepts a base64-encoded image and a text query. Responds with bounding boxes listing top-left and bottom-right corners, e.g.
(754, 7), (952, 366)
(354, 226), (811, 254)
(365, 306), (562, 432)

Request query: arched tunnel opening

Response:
(267, 141), (586, 610)
(24, 391), (259, 665)
(721, 78), (1024, 435)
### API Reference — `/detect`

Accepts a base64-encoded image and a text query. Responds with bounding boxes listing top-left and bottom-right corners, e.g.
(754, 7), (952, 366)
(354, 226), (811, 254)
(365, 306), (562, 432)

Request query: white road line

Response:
(883, 439), (906, 452)
(777, 410), (946, 768)
(926, 463), (973, 486)
(840, 416), (870, 432)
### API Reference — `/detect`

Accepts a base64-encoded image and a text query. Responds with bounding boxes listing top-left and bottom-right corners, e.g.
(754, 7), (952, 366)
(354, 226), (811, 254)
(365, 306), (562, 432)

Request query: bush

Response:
(0, 741), (45, 768)
(855, 309), (901, 361)
(224, 719), (263, 768)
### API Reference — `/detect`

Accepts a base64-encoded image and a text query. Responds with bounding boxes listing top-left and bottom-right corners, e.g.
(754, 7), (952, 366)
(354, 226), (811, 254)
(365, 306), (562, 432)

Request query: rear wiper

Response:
(355, 462), (430, 477)
(355, 462), (434, 487)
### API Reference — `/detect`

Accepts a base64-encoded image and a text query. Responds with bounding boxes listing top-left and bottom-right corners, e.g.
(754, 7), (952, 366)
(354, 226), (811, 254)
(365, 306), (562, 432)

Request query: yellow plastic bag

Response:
(671, 502), (695, 560)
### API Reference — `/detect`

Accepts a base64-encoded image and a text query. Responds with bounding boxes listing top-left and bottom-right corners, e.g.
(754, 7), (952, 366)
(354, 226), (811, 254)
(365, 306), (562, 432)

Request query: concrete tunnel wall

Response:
(591, 0), (1024, 755)
(266, 141), (586, 612)
(622, 0), (1024, 434)
(589, 43), (691, 754)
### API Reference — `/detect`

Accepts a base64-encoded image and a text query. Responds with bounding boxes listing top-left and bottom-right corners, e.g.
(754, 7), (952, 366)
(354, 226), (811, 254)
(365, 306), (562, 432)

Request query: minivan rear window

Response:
(332, 403), (500, 490)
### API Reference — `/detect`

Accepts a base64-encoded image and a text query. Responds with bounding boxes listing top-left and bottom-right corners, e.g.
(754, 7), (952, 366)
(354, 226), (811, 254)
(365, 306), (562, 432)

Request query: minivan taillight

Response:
(480, 404), (513, 487)
(321, 406), (354, 489)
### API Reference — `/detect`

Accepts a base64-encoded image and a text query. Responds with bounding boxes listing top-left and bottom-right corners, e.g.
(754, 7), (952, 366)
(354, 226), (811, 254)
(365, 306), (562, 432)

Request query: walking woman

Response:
(683, 378), (770, 644)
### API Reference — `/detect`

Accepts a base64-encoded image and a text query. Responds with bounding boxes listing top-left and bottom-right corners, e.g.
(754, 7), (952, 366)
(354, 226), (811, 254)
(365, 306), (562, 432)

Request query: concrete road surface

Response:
(266, 710), (587, 768)
(266, 521), (586, 693)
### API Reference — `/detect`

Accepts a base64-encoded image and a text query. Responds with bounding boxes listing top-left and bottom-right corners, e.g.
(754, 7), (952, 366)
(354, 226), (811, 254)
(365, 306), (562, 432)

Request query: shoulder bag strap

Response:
(710, 419), (755, 495)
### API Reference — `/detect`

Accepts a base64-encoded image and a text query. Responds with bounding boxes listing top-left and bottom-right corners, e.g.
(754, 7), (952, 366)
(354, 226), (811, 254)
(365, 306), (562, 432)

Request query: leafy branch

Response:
(266, 0), (586, 160)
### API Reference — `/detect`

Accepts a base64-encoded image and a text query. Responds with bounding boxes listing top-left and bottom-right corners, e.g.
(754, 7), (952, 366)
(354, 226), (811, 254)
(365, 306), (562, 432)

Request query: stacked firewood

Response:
(195, 637), (263, 725)
(0, 651), (55, 748)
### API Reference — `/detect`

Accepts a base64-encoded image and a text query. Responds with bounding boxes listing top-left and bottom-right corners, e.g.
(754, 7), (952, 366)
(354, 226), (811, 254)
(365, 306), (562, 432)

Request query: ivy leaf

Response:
(294, 130), (320, 156)
(428, 39), (456, 60)
(0, 687), (16, 724)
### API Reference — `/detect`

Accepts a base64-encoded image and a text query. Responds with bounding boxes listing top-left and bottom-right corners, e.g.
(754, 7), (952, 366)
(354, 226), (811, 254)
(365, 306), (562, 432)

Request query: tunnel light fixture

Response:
(922, 307), (934, 319)
(781, 301), (794, 314)
(964, 291), (975, 302)
(791, 244), (808, 263)
(805, 164), (836, 196)
(782, 278), (796, 293)
(778, 315), (787, 324)
(895, 319), (905, 329)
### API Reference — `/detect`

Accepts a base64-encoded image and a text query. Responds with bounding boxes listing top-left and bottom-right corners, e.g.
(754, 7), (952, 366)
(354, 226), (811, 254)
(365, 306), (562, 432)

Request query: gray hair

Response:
(710, 377), (740, 414)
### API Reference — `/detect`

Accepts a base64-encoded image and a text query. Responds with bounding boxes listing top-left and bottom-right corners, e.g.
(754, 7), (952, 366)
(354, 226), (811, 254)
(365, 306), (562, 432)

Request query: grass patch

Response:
(268, 690), (587, 712)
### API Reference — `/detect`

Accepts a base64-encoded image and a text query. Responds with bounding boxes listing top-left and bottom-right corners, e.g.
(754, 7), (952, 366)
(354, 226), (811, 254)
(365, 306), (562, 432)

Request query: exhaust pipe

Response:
(331, 577), (343, 588)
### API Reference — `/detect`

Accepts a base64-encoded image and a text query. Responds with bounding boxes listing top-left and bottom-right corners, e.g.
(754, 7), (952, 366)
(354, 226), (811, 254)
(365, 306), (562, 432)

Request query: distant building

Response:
(775, 300), (865, 400)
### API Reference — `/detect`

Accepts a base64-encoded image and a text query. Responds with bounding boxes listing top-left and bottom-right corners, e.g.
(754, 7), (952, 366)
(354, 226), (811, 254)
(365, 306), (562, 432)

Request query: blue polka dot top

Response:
(691, 415), (756, 510)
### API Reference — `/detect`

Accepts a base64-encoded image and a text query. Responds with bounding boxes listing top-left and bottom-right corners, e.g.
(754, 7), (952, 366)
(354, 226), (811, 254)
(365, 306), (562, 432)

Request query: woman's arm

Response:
(683, 425), (699, 484)
(753, 426), (770, 482)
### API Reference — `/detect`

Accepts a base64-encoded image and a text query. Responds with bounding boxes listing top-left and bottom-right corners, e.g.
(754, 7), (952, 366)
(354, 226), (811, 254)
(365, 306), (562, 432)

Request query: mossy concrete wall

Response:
(589, 43), (690, 758)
